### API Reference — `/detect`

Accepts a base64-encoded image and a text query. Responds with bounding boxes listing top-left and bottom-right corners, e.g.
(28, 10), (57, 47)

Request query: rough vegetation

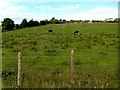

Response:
(2, 23), (119, 88)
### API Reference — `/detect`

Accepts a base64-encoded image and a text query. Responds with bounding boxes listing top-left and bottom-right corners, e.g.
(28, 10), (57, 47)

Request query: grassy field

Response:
(2, 23), (119, 88)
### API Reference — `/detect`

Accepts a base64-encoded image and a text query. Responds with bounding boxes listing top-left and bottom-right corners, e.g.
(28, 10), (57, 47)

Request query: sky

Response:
(0, 0), (119, 24)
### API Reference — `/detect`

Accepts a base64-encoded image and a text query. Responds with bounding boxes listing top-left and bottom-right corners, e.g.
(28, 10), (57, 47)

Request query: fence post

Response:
(70, 48), (74, 84)
(18, 52), (22, 87)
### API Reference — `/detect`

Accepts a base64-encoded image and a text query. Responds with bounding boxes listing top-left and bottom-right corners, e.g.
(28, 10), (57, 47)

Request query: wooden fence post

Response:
(18, 52), (22, 87)
(70, 49), (74, 84)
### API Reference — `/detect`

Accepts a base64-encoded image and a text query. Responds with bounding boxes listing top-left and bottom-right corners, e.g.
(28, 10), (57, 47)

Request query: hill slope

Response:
(2, 23), (118, 88)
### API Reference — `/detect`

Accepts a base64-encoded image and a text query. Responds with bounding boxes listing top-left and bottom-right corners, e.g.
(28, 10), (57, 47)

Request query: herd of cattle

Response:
(48, 29), (79, 34)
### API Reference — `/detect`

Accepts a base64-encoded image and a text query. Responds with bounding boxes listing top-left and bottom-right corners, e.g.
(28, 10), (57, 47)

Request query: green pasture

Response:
(2, 23), (119, 88)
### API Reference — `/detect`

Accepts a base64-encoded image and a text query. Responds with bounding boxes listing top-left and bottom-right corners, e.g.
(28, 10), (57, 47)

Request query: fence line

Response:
(2, 62), (118, 66)
(70, 49), (74, 84)
(2, 48), (118, 87)
(15, 49), (76, 87)
(2, 53), (118, 58)
(2, 52), (119, 54)
(18, 52), (22, 87)
(2, 51), (119, 53)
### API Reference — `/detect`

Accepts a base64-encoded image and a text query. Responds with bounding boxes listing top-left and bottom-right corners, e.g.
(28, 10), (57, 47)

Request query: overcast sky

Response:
(0, 0), (119, 24)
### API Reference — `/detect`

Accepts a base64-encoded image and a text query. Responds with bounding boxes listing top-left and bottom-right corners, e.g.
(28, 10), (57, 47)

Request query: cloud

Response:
(20, 13), (45, 20)
(51, 5), (80, 11)
(0, 1), (26, 16)
(69, 7), (118, 20)
(7, 13), (55, 24)
(35, 5), (80, 11)
(89, 7), (117, 15)
(0, 1), (26, 24)
(0, 0), (118, 25)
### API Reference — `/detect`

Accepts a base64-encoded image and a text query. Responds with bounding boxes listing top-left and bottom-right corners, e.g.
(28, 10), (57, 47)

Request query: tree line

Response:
(1, 17), (67, 32)
(1, 17), (119, 32)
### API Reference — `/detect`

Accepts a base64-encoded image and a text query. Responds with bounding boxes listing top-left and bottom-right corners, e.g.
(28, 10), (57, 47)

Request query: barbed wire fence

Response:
(2, 49), (118, 88)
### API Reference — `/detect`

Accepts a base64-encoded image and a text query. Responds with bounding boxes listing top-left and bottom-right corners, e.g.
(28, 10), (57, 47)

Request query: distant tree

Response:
(60, 19), (63, 23)
(55, 19), (60, 24)
(84, 20), (90, 23)
(50, 17), (56, 24)
(92, 20), (96, 23)
(28, 19), (34, 27)
(28, 19), (39, 27)
(79, 20), (82, 22)
(92, 20), (103, 23)
(59, 19), (65, 24)
(45, 19), (49, 24)
(40, 19), (49, 25)
(40, 20), (47, 25)
(63, 19), (66, 23)
(20, 19), (28, 28)
(70, 20), (75, 23)
(114, 18), (118, 23)
(15, 24), (20, 29)
(33, 21), (39, 26)
(2, 18), (15, 31)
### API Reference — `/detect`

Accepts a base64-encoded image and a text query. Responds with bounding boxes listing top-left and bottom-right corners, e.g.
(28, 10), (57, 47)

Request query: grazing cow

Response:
(74, 31), (79, 34)
(48, 29), (53, 33)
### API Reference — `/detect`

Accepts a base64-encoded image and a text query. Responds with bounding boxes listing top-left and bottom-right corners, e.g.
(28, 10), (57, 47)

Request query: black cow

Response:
(74, 31), (79, 34)
(48, 29), (53, 33)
